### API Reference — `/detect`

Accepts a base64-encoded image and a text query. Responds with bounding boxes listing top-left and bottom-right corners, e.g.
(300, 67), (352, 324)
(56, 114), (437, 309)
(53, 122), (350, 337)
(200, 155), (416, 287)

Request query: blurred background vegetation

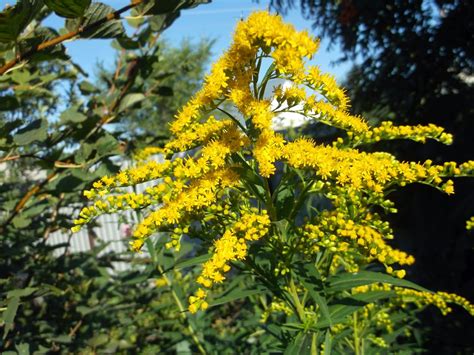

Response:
(0, 0), (473, 353)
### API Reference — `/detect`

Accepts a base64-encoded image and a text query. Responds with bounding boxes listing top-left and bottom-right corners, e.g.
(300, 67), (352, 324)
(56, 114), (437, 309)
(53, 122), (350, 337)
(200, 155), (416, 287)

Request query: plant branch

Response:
(0, 170), (58, 232)
(157, 264), (207, 355)
(0, 0), (144, 76)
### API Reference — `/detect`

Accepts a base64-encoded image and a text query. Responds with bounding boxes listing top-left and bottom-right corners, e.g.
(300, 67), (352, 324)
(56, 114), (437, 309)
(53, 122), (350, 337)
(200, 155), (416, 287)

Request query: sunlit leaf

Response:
(44, 0), (91, 18)
(0, 0), (43, 43)
(66, 2), (125, 39)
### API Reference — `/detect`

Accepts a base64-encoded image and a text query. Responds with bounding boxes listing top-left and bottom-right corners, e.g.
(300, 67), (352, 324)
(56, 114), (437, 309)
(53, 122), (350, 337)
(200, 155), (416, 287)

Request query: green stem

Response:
(311, 332), (318, 355)
(353, 312), (362, 355)
(263, 178), (277, 221)
(216, 107), (247, 133)
(258, 62), (276, 100)
(253, 55), (262, 97)
(157, 265), (207, 355)
(136, 208), (206, 355)
(288, 180), (314, 222)
(289, 277), (306, 323)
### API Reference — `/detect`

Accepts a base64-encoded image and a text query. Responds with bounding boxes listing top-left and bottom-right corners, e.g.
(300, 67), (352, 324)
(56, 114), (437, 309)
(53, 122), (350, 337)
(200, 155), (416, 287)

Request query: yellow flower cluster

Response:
(164, 11), (368, 178)
(305, 66), (349, 110)
(353, 284), (474, 316)
(74, 123), (247, 234)
(348, 121), (453, 146)
(467, 216), (474, 230)
(302, 211), (414, 275)
(395, 288), (474, 316)
(362, 303), (393, 334)
(168, 11), (318, 138)
(260, 297), (293, 322)
(83, 159), (172, 199)
(283, 138), (461, 194)
(133, 146), (164, 161)
(165, 117), (234, 153)
(272, 71), (366, 134)
(72, 191), (154, 232)
(189, 208), (270, 313)
(131, 168), (240, 251)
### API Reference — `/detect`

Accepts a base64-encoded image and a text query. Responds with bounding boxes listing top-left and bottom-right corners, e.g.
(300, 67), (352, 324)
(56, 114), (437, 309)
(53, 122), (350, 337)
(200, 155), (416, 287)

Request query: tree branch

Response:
(0, 0), (144, 76)
(0, 171), (58, 232)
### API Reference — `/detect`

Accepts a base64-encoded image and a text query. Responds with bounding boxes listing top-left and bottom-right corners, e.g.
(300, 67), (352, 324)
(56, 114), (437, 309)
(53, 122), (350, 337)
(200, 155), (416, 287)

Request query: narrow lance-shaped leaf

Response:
(325, 270), (430, 293)
(210, 286), (267, 307)
(2, 296), (19, 339)
(284, 331), (313, 355)
(294, 262), (332, 327)
(314, 290), (397, 329)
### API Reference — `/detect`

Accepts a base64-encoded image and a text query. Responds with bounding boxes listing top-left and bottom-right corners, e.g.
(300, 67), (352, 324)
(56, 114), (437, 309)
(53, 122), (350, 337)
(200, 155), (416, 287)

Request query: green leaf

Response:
(44, 0), (91, 18)
(149, 12), (180, 32)
(210, 286), (267, 307)
(323, 331), (332, 355)
(122, 271), (152, 286)
(60, 106), (87, 124)
(2, 296), (19, 339)
(76, 305), (97, 316)
(12, 215), (31, 229)
(0, 119), (22, 138)
(15, 343), (30, 355)
(173, 253), (211, 270)
(52, 174), (87, 193)
(118, 93), (146, 113)
(23, 200), (50, 218)
(79, 80), (100, 94)
(74, 133), (119, 164)
(116, 37), (140, 50)
(137, 0), (211, 16)
(13, 119), (48, 145)
(0, 95), (20, 111)
(325, 270), (430, 293)
(66, 2), (125, 39)
(294, 263), (332, 327)
(284, 332), (312, 355)
(314, 291), (396, 329)
(18, 27), (69, 63)
(0, 0), (43, 44)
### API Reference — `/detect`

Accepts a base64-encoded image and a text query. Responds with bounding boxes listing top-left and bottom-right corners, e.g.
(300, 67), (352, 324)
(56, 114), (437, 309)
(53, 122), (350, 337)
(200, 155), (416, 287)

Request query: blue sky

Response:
(40, 0), (351, 81)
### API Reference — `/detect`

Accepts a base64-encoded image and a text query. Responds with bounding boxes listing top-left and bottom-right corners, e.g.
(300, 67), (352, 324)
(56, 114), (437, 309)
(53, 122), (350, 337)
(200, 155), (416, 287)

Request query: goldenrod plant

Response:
(74, 11), (474, 353)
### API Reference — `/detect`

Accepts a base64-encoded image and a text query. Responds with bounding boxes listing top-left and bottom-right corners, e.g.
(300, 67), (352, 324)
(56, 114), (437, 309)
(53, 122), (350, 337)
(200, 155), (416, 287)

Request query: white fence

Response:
(46, 209), (134, 272)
